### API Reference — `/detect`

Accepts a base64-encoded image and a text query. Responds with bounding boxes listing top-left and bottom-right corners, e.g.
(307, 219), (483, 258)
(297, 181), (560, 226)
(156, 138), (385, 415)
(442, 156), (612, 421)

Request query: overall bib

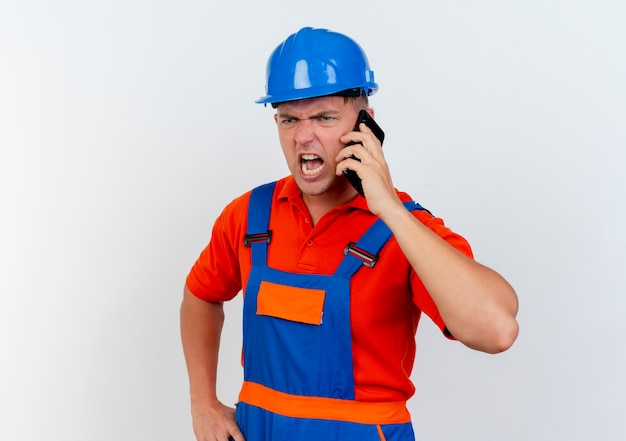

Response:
(236, 181), (425, 441)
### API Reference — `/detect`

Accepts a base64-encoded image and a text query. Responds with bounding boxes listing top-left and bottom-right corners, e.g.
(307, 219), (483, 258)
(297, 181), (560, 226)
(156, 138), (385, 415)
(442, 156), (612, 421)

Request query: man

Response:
(180, 27), (519, 441)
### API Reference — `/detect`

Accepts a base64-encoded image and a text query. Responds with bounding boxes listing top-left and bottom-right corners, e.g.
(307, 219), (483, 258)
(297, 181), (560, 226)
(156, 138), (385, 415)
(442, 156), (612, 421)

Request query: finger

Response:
(341, 128), (365, 146)
(227, 424), (246, 441)
(358, 121), (374, 136)
(337, 144), (371, 164)
(336, 155), (361, 175)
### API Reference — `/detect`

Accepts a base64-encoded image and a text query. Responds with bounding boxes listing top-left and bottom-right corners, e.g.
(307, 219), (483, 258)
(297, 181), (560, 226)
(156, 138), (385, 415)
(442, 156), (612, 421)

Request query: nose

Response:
(294, 119), (315, 145)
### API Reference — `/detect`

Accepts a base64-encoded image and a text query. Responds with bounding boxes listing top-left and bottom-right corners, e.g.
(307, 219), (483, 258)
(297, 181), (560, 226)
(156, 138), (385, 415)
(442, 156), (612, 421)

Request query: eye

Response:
(316, 115), (335, 125)
(280, 117), (297, 126)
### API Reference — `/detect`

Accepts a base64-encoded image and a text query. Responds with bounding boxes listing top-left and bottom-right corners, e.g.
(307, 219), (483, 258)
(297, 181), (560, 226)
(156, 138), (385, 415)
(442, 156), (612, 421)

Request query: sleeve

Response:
(409, 209), (474, 339)
(185, 193), (250, 302)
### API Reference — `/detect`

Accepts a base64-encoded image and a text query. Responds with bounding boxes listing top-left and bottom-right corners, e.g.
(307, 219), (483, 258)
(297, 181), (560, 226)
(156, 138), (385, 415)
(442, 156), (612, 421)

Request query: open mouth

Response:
(300, 154), (324, 176)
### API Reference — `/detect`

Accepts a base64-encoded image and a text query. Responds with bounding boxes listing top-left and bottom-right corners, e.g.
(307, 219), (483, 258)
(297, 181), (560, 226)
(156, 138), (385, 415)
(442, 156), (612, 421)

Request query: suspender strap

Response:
(334, 201), (429, 279)
(245, 181), (276, 267)
(245, 183), (431, 274)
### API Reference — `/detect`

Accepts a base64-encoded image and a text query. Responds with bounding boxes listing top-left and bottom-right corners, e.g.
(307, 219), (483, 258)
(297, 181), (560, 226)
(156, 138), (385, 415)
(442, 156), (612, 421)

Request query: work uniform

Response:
(187, 176), (473, 440)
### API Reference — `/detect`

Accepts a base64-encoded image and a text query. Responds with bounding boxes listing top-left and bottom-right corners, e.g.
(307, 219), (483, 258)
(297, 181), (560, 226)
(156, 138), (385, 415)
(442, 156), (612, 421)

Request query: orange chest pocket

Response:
(256, 281), (326, 325)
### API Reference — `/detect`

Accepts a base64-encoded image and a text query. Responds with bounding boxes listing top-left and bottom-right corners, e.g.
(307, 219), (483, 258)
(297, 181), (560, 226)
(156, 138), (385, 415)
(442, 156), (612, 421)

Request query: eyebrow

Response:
(277, 110), (341, 120)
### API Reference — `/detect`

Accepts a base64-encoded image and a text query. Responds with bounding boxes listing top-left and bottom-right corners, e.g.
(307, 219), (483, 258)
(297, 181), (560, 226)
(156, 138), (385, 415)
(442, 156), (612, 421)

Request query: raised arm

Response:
(377, 203), (518, 353)
(337, 122), (519, 353)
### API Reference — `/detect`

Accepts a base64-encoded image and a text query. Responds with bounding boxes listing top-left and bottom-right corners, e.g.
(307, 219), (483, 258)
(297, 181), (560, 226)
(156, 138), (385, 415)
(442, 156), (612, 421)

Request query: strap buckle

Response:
(344, 242), (379, 268)
(244, 230), (272, 247)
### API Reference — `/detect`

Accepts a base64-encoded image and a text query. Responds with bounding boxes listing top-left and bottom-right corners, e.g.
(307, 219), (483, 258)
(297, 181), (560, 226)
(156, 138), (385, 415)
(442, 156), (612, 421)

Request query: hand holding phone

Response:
(342, 109), (385, 197)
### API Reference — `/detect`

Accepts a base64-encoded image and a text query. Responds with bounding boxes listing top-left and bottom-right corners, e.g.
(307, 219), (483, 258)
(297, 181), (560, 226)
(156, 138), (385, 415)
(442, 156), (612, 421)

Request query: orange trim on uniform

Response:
(376, 425), (387, 441)
(238, 381), (411, 425)
(257, 281), (325, 325)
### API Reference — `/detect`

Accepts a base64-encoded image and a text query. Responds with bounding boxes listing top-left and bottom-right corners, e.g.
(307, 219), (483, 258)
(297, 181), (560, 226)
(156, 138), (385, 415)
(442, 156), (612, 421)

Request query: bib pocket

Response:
(257, 281), (325, 325)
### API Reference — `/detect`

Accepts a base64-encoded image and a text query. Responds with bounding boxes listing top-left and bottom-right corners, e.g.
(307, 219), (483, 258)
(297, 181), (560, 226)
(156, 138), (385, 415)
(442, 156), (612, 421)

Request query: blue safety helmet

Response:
(256, 27), (378, 106)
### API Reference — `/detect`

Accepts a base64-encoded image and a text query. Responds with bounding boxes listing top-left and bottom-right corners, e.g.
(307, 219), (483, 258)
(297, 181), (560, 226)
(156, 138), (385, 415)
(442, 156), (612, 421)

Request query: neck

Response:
(303, 186), (358, 226)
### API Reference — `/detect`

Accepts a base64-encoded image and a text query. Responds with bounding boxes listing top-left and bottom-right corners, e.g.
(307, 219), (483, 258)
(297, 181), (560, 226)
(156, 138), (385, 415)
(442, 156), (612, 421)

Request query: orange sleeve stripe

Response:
(238, 381), (411, 425)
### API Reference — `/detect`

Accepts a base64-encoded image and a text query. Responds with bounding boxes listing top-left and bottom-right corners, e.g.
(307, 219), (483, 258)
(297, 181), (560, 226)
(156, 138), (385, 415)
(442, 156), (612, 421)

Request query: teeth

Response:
(302, 163), (323, 175)
(300, 154), (323, 176)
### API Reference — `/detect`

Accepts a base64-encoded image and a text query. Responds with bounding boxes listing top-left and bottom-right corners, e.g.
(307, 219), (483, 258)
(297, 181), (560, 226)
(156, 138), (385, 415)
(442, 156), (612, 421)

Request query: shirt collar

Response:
(277, 176), (370, 211)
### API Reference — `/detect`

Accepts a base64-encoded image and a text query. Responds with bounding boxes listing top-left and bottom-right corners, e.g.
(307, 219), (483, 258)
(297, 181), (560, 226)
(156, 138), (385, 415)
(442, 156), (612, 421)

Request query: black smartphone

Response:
(343, 109), (385, 197)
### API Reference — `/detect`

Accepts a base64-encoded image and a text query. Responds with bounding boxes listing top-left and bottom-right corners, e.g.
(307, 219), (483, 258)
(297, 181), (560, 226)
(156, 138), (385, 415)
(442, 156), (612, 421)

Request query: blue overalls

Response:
(236, 181), (425, 441)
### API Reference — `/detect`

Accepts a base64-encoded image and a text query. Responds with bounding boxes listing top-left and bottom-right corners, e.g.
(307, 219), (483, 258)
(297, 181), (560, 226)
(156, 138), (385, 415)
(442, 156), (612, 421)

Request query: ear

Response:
(366, 108), (375, 119)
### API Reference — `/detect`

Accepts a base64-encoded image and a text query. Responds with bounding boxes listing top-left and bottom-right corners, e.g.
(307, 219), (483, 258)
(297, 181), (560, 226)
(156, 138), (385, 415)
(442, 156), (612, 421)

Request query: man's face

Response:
(274, 96), (360, 198)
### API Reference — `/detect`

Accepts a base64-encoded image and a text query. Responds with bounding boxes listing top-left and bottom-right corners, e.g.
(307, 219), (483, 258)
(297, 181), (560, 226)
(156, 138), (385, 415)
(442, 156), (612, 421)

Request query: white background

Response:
(1, 1), (625, 440)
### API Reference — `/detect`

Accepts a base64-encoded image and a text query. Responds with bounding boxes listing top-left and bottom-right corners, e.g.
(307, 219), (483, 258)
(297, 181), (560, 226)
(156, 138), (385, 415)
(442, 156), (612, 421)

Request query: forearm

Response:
(180, 286), (244, 441)
(380, 202), (519, 353)
(180, 285), (225, 410)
